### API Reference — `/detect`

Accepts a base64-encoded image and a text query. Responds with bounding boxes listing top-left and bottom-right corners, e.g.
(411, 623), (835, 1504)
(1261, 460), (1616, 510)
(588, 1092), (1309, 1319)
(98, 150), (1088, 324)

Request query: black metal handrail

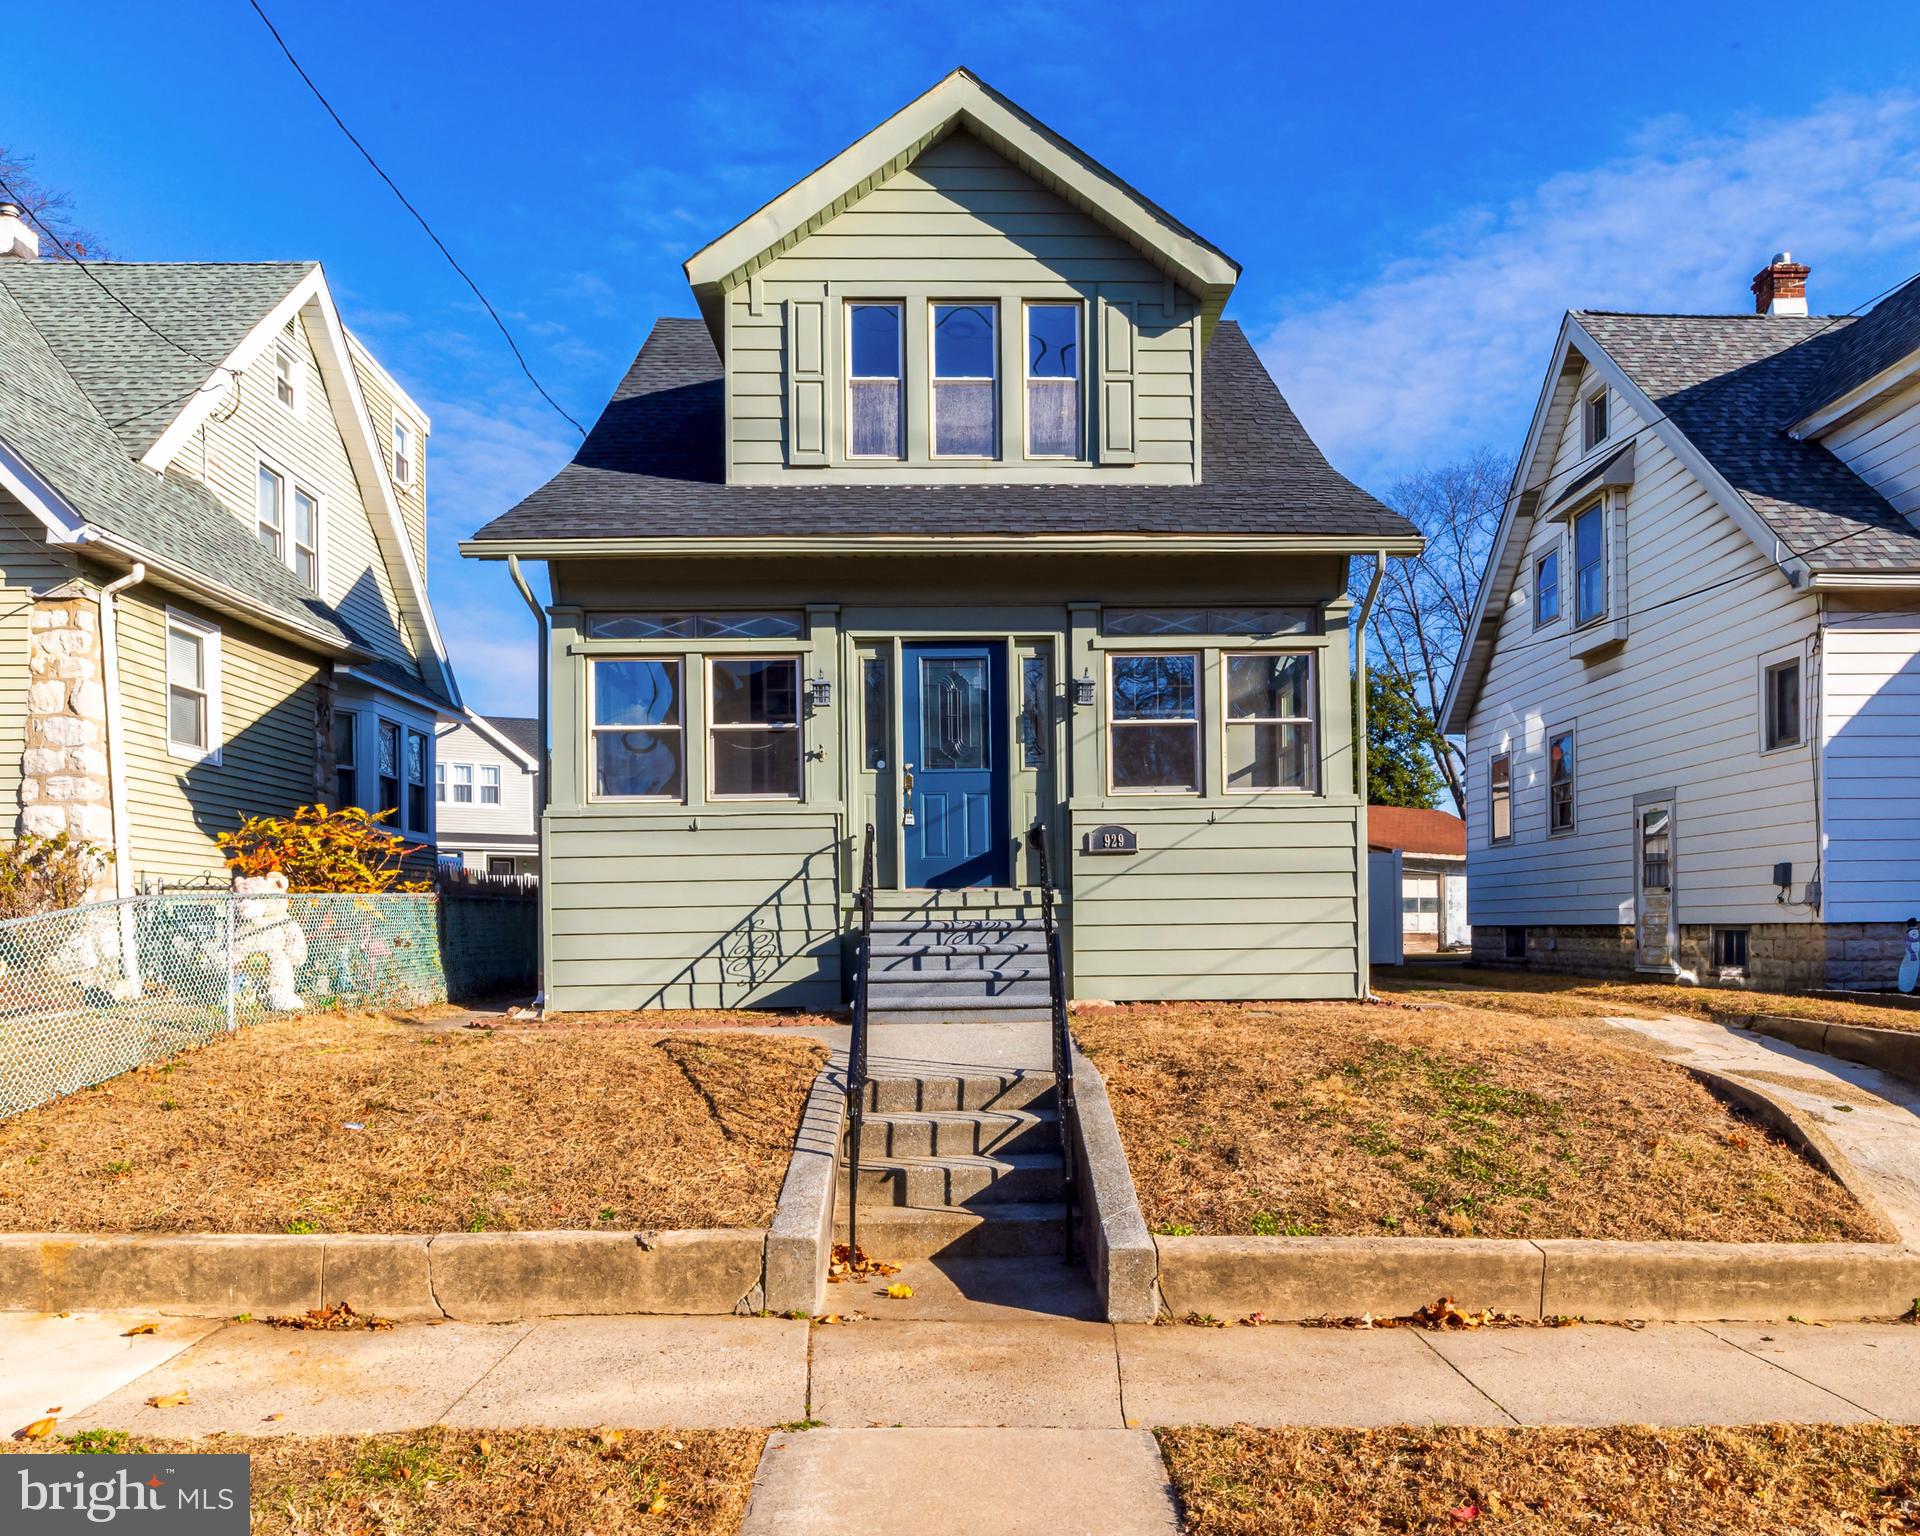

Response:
(1027, 824), (1079, 1265)
(845, 823), (877, 1260)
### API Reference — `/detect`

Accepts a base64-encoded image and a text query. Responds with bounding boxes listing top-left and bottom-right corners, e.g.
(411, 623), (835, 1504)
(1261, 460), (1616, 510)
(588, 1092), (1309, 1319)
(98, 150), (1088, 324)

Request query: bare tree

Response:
(0, 147), (109, 260)
(1353, 448), (1512, 816)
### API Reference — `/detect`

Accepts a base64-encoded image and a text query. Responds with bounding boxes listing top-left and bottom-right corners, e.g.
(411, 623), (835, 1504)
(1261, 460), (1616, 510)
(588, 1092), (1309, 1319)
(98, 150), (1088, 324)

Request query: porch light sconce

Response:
(1073, 668), (1096, 708)
(808, 668), (832, 709)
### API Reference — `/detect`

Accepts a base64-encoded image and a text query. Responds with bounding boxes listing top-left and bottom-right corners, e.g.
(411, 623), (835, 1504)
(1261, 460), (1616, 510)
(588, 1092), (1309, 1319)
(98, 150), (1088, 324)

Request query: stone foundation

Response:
(1470, 920), (1909, 992)
(20, 589), (113, 896)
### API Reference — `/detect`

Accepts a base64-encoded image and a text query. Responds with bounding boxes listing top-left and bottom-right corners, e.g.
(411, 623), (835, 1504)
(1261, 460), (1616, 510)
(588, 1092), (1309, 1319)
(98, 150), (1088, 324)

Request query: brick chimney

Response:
(0, 203), (39, 261)
(1751, 252), (1810, 316)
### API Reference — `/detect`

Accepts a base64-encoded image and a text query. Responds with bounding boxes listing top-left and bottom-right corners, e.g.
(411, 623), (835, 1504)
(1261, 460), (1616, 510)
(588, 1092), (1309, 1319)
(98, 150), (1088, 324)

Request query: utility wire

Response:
(242, 0), (588, 437)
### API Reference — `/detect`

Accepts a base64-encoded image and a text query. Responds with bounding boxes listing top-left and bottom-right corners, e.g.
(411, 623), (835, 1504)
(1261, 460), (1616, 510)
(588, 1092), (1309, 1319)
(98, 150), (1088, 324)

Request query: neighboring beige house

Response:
(434, 711), (539, 876)
(1443, 255), (1920, 989)
(464, 71), (1420, 1013)
(0, 205), (458, 892)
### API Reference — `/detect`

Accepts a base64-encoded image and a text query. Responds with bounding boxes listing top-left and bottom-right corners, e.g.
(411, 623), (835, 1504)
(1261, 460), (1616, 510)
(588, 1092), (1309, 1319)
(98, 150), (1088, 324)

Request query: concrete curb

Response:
(1154, 1066), (1920, 1324)
(1068, 1045), (1158, 1323)
(763, 1065), (845, 1315)
(1721, 1010), (1920, 1089)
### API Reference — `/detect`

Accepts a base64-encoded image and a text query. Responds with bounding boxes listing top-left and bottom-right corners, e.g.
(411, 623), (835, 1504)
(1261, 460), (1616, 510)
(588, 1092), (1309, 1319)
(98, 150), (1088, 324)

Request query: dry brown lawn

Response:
(0, 1010), (826, 1234)
(8, 1427), (763, 1535)
(1158, 1424), (1920, 1535)
(1075, 1001), (1883, 1242)
(1383, 963), (1920, 1033)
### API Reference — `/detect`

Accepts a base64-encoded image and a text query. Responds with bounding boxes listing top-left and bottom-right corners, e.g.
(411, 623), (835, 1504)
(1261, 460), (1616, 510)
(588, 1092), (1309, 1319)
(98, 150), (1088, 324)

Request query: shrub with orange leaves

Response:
(217, 804), (428, 893)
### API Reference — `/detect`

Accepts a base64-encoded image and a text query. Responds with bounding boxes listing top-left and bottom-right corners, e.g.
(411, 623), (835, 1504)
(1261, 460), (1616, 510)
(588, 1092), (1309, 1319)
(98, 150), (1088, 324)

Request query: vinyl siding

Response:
(1820, 600), (1920, 921)
(1463, 366), (1822, 934)
(1820, 376), (1920, 518)
(434, 717), (538, 851)
(0, 495), (80, 812)
(164, 309), (416, 668)
(729, 130), (1199, 485)
(346, 334), (429, 574)
(112, 581), (321, 885)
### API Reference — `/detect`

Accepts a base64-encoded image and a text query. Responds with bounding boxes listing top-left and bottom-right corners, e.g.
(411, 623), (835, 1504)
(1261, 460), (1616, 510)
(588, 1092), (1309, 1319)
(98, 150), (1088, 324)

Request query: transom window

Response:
(1489, 751), (1512, 844)
(1548, 728), (1576, 834)
(166, 613), (220, 764)
(1224, 652), (1315, 792)
(586, 611), (804, 641)
(1108, 652), (1199, 793)
(256, 462), (320, 593)
(848, 302), (904, 459)
(932, 302), (997, 458)
(1572, 502), (1606, 626)
(1025, 302), (1082, 459)
(709, 657), (802, 799)
(1104, 608), (1316, 638)
(591, 659), (684, 801)
(1534, 549), (1560, 627)
(1764, 656), (1802, 751)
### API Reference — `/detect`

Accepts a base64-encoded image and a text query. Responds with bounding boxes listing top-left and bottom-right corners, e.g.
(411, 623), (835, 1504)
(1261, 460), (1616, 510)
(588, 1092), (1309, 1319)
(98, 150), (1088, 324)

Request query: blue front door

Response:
(903, 643), (1008, 888)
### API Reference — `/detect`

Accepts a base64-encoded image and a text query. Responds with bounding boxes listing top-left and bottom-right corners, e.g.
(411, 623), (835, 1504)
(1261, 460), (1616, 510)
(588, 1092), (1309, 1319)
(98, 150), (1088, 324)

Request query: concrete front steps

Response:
(836, 1070), (1069, 1260)
(864, 890), (1054, 1026)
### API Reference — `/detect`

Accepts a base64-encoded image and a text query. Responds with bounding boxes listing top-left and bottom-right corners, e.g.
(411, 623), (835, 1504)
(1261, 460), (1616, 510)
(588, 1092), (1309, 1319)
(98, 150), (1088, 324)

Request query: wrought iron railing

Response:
(1027, 824), (1079, 1265)
(844, 823), (877, 1260)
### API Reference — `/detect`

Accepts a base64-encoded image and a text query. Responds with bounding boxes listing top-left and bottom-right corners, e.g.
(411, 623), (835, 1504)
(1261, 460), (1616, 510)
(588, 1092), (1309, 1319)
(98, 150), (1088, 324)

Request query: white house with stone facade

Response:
(1443, 255), (1920, 990)
(0, 204), (458, 896)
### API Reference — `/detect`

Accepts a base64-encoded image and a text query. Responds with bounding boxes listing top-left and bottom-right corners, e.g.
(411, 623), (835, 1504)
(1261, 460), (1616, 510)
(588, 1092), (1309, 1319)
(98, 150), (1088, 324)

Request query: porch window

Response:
(1108, 652), (1199, 793)
(334, 710), (357, 809)
(1223, 652), (1315, 791)
(1103, 608), (1315, 637)
(1572, 501), (1606, 626)
(407, 729), (430, 833)
(377, 720), (401, 821)
(587, 611), (804, 640)
(848, 302), (903, 459)
(932, 302), (997, 458)
(709, 657), (802, 799)
(591, 659), (684, 800)
(1025, 302), (1081, 458)
(1489, 751), (1512, 844)
(1548, 728), (1575, 834)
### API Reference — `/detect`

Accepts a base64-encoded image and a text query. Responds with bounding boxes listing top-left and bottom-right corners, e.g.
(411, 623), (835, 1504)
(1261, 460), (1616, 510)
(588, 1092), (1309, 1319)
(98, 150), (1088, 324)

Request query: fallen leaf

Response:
(1449, 1502), (1480, 1524)
(883, 1283), (914, 1300)
(122, 1323), (159, 1336)
(15, 1416), (56, 1440)
(265, 1301), (393, 1332)
(817, 1314), (843, 1325)
(646, 1486), (670, 1515)
(147, 1392), (190, 1409)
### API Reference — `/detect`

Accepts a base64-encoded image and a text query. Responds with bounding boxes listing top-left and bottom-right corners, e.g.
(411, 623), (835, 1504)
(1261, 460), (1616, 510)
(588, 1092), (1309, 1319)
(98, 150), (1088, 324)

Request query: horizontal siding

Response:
(1463, 369), (1821, 932)
(1822, 378), (1920, 518)
(347, 336), (429, 576)
(0, 496), (79, 811)
(1068, 804), (1361, 1001)
(542, 813), (844, 1012)
(433, 718), (537, 845)
(1821, 608), (1920, 921)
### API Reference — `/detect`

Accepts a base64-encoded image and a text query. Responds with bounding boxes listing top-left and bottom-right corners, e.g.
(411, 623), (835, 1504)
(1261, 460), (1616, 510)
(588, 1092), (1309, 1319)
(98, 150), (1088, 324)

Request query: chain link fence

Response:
(0, 890), (447, 1119)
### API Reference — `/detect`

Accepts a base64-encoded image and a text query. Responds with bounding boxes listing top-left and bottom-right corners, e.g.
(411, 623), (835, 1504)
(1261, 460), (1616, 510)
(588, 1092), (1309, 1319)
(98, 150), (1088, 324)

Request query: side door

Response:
(902, 642), (1007, 888)
(1634, 792), (1677, 971)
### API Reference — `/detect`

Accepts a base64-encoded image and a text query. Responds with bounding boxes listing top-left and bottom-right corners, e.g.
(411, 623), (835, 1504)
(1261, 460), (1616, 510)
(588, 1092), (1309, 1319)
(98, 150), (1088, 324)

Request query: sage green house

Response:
(463, 70), (1418, 1013)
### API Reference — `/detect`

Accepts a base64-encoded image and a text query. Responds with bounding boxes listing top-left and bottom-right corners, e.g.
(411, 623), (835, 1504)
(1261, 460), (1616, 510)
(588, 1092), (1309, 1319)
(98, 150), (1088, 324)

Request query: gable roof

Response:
(464, 318), (1416, 549)
(1367, 806), (1465, 857)
(0, 261), (315, 458)
(1792, 273), (1920, 429)
(484, 715), (541, 760)
(681, 68), (1240, 343)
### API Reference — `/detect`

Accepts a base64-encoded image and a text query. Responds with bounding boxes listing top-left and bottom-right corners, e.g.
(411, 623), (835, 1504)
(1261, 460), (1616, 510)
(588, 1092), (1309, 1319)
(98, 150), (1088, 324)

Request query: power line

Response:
(242, 0), (588, 438)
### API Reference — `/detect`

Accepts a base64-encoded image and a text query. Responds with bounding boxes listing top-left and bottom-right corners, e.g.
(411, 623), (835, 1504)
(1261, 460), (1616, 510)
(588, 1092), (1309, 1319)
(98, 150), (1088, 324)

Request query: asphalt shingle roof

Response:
(0, 261), (315, 457)
(1576, 310), (1920, 571)
(470, 318), (1414, 543)
(1794, 273), (1920, 422)
(484, 715), (541, 758)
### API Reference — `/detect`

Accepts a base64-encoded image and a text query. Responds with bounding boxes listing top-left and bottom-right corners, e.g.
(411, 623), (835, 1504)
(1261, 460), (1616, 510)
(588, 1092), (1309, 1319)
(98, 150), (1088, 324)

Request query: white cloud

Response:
(1258, 93), (1920, 486)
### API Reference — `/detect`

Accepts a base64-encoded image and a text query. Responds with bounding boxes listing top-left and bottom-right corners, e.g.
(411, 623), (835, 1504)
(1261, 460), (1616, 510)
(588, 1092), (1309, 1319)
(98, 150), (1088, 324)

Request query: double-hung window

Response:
(392, 414), (415, 488)
(434, 761), (446, 804)
(591, 659), (684, 800)
(166, 612), (220, 763)
(1548, 728), (1576, 834)
(480, 764), (502, 805)
(407, 729), (430, 833)
(334, 710), (358, 809)
(1572, 502), (1606, 626)
(1764, 656), (1802, 751)
(1224, 652), (1315, 791)
(932, 302), (996, 458)
(1489, 751), (1512, 844)
(1025, 302), (1082, 458)
(847, 302), (904, 459)
(709, 657), (802, 799)
(1534, 549), (1560, 626)
(257, 463), (320, 592)
(1108, 653), (1199, 793)
(453, 762), (473, 803)
(274, 344), (301, 415)
(1582, 389), (1609, 452)
(377, 720), (402, 821)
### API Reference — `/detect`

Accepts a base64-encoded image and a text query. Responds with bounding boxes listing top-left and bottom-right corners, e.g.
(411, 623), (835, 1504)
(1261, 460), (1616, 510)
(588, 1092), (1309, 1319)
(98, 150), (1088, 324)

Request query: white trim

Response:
(705, 653), (805, 802)
(390, 407), (415, 489)
(587, 656), (686, 804)
(480, 762), (502, 805)
(1106, 649), (1202, 795)
(253, 450), (325, 596)
(164, 608), (222, 765)
(464, 532), (1427, 560)
(1792, 349), (1920, 439)
(456, 707), (540, 772)
(344, 326), (433, 434)
(0, 434), (94, 545)
(1569, 496), (1609, 627)
(452, 761), (474, 804)
(272, 340), (305, 420)
(1219, 649), (1317, 795)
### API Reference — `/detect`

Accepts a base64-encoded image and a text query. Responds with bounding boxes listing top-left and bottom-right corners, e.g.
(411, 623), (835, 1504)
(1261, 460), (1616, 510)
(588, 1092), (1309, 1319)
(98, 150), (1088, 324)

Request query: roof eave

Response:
(1791, 347), (1920, 439)
(461, 531), (1422, 561)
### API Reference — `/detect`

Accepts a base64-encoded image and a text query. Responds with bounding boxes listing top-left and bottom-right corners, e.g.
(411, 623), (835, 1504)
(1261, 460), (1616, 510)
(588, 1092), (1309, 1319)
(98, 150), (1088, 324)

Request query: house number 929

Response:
(1085, 825), (1137, 855)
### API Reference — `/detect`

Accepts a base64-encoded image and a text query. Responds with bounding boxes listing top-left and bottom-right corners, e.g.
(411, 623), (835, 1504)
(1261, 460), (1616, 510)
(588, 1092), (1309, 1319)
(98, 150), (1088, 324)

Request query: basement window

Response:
(1504, 926), (1528, 961)
(1713, 926), (1749, 977)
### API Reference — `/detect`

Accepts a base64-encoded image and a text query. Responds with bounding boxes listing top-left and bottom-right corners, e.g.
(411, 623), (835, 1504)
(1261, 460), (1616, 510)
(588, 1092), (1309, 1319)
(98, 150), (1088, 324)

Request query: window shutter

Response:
(1097, 295), (1137, 465)
(785, 297), (830, 466)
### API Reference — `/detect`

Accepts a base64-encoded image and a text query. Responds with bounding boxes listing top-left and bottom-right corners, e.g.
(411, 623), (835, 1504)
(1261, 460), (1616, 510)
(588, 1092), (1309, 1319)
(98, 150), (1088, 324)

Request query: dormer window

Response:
(847, 302), (904, 459)
(932, 302), (997, 458)
(1025, 302), (1082, 459)
(273, 343), (302, 416)
(1582, 388), (1609, 452)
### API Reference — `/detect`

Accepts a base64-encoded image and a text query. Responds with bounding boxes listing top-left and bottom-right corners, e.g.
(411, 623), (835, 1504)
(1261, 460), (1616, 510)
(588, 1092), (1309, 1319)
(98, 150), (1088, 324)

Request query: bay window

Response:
(1224, 652), (1315, 791)
(709, 656), (802, 799)
(932, 302), (997, 458)
(1108, 652), (1199, 792)
(407, 729), (430, 833)
(377, 720), (401, 821)
(591, 659), (684, 800)
(335, 710), (358, 809)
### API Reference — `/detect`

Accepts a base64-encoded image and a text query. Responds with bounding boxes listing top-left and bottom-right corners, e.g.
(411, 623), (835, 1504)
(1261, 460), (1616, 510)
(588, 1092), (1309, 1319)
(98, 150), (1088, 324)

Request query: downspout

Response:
(1352, 551), (1387, 999)
(507, 555), (548, 1009)
(98, 563), (146, 994)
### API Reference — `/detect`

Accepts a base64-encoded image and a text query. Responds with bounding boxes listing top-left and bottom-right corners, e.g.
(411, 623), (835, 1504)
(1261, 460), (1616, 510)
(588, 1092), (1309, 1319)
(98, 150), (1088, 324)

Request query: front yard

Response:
(0, 1010), (826, 1235)
(1075, 999), (1884, 1242)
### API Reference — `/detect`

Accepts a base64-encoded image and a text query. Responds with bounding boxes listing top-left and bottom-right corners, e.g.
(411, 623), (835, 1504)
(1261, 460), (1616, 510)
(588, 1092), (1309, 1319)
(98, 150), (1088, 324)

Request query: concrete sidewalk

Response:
(10, 1299), (1920, 1439)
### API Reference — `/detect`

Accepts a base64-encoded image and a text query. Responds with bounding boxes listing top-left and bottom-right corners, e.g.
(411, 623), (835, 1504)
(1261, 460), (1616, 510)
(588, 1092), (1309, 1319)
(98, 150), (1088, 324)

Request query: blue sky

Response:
(11, 1), (1920, 714)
